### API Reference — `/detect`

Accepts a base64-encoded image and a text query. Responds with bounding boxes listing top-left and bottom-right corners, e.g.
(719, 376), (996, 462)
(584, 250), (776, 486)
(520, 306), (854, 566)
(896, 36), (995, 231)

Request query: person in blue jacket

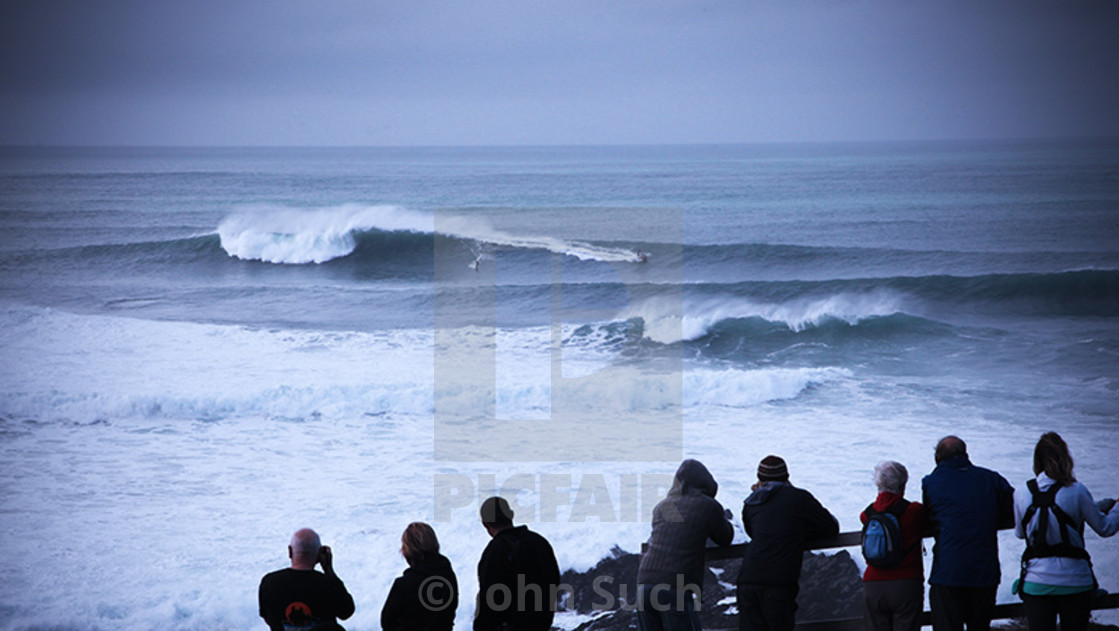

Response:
(921, 436), (1014, 631)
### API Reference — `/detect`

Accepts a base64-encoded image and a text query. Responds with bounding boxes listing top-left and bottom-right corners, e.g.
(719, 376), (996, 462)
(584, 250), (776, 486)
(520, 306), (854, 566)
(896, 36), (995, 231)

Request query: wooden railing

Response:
(689, 528), (1119, 629)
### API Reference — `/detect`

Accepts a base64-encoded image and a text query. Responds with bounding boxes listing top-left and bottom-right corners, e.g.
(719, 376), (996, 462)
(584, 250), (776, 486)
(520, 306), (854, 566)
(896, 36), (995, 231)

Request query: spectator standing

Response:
(637, 458), (735, 631)
(1014, 432), (1119, 631)
(921, 436), (1014, 631)
(474, 496), (561, 631)
(382, 521), (458, 631)
(259, 528), (355, 631)
(860, 460), (926, 631)
(736, 455), (839, 631)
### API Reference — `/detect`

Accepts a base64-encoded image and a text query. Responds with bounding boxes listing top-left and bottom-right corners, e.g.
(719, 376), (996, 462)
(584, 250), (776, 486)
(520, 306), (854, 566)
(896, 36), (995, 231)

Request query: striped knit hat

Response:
(757, 455), (789, 482)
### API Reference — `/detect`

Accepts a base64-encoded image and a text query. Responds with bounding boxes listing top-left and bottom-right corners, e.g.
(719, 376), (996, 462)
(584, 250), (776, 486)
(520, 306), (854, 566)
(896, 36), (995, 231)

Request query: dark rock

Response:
(559, 545), (640, 615)
(795, 550), (864, 622)
(557, 548), (864, 631)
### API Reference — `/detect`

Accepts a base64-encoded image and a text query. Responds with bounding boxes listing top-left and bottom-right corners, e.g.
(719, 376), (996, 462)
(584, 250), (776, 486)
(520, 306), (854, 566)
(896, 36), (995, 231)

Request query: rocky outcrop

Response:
(558, 547), (863, 631)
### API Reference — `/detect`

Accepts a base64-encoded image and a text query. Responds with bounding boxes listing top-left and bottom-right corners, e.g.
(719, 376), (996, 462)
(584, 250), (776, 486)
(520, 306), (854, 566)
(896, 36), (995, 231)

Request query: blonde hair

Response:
(401, 522), (440, 566)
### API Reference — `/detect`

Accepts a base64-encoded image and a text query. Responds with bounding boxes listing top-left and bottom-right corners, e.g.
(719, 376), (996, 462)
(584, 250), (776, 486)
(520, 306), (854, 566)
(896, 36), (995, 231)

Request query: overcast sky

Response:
(2, 0), (1118, 146)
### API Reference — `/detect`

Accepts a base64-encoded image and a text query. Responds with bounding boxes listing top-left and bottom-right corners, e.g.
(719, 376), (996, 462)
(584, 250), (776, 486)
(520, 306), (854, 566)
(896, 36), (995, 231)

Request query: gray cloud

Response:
(2, 0), (1117, 145)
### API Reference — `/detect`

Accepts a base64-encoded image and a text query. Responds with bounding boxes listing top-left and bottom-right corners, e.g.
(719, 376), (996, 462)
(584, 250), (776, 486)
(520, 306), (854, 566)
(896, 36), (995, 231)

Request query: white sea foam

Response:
(0, 306), (841, 430)
(217, 204), (642, 265)
(3, 305), (1118, 629)
(684, 366), (852, 407)
(629, 291), (907, 344)
(0, 304), (858, 630)
(0, 304), (436, 422)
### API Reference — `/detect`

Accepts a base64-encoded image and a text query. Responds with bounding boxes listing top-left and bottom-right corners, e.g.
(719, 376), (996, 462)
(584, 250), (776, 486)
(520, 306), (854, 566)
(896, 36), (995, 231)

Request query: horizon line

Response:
(3, 134), (1117, 152)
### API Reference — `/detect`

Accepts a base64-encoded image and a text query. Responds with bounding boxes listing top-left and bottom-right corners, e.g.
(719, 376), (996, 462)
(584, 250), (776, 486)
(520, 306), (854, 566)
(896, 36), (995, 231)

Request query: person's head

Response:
(1033, 431), (1076, 486)
(288, 528), (321, 569)
(668, 458), (718, 498)
(480, 496), (514, 536)
(934, 435), (967, 464)
(874, 460), (908, 495)
(757, 455), (789, 484)
(401, 522), (440, 567)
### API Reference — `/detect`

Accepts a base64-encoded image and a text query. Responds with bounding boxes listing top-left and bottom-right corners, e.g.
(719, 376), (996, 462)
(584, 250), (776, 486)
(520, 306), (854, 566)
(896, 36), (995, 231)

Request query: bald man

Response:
(258, 528), (355, 631)
(922, 436), (1014, 631)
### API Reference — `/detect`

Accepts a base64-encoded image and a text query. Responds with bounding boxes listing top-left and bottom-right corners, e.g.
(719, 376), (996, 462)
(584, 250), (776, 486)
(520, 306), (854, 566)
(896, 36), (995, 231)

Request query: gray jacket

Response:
(638, 459), (734, 589)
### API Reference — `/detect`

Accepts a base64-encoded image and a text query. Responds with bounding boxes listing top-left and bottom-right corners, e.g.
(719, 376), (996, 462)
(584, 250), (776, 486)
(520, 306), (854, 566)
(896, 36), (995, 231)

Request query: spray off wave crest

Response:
(627, 290), (906, 344)
(217, 204), (642, 264)
(217, 204), (432, 264)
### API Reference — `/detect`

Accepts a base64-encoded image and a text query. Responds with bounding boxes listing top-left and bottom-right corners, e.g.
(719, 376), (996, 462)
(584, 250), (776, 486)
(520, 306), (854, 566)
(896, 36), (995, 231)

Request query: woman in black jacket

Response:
(381, 522), (459, 631)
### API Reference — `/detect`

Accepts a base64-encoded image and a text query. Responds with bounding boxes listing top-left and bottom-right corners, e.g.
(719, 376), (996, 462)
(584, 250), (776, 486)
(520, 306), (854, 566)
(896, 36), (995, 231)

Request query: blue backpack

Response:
(861, 499), (912, 568)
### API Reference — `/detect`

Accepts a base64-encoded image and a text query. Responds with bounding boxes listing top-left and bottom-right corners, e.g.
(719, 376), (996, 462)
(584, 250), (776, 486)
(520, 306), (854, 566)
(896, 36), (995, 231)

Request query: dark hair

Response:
(1033, 432), (1076, 486)
(480, 496), (514, 527)
(934, 435), (967, 464)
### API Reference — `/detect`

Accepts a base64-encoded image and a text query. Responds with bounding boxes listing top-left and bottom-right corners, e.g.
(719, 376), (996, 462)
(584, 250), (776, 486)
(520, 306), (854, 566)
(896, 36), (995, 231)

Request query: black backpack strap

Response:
(1020, 478), (1092, 592)
(1025, 479), (1051, 552)
(891, 499), (920, 557)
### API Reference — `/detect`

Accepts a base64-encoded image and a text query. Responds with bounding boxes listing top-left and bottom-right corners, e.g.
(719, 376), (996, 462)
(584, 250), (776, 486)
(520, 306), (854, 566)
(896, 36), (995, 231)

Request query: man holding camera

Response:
(259, 528), (355, 631)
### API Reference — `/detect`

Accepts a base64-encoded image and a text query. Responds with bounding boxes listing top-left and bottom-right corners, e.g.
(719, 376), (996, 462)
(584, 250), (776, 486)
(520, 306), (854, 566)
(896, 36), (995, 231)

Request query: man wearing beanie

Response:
(736, 455), (838, 631)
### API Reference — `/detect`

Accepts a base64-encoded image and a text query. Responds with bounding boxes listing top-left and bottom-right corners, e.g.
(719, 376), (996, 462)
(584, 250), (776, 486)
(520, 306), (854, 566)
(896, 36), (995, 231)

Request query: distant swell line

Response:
(612, 269), (1119, 344)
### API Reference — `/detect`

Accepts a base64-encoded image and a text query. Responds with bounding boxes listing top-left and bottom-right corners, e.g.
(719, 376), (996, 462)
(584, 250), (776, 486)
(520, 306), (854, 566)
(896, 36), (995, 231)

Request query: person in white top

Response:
(1013, 432), (1119, 631)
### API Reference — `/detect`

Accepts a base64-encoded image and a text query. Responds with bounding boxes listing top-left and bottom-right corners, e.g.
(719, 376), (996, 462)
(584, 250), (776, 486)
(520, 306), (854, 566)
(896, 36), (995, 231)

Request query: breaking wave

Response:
(216, 203), (643, 265)
(626, 290), (907, 344)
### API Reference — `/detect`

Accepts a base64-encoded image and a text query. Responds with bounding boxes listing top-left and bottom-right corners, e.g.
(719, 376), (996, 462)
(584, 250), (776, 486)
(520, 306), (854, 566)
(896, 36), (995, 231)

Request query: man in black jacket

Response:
(736, 456), (838, 631)
(475, 496), (562, 631)
(258, 528), (355, 631)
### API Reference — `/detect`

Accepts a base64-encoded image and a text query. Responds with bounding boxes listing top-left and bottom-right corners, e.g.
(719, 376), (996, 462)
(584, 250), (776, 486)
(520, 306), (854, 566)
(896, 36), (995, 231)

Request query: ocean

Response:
(1, 140), (1117, 629)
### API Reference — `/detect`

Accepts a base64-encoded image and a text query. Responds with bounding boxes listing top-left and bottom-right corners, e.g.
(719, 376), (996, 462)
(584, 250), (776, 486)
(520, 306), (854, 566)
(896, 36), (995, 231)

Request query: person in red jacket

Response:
(860, 461), (925, 631)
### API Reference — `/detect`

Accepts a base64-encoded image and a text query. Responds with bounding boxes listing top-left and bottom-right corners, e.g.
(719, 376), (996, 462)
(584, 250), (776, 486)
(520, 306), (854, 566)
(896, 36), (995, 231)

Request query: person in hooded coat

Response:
(637, 458), (735, 631)
(736, 455), (838, 631)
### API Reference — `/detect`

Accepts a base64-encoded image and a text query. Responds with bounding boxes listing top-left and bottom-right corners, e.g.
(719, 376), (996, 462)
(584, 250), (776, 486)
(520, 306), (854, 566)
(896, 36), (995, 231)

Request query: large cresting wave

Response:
(625, 290), (907, 344)
(217, 204), (643, 264)
(217, 204), (432, 264)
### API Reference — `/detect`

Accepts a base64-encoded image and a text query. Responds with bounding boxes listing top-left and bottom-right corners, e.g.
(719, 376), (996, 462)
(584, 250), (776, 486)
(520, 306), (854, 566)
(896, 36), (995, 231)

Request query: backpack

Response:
(1018, 479), (1092, 590)
(861, 499), (913, 568)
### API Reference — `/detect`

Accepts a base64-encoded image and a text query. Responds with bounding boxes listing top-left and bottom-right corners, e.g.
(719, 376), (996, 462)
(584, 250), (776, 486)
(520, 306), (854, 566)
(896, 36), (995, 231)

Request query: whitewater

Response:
(1, 141), (1118, 629)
